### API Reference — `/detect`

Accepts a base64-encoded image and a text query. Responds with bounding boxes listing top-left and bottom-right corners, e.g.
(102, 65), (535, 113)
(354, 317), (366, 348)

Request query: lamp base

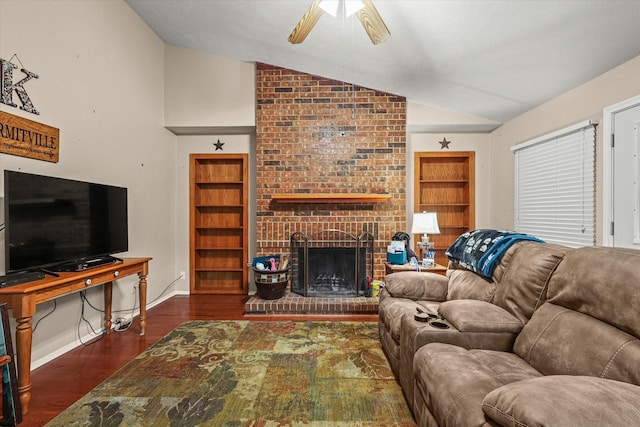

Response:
(417, 236), (436, 267)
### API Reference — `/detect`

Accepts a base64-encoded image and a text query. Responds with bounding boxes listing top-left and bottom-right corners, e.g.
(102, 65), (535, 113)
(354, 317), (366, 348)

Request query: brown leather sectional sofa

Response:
(378, 243), (640, 426)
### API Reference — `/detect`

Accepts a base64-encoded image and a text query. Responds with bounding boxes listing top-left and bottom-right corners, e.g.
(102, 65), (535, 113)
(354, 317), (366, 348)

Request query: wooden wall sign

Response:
(0, 110), (59, 162)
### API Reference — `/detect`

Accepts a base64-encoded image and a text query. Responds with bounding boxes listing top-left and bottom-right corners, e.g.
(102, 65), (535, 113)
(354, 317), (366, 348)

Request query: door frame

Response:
(602, 94), (640, 247)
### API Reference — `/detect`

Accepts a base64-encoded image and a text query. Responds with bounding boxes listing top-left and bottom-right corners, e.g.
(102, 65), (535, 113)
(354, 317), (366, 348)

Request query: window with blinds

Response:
(512, 120), (597, 247)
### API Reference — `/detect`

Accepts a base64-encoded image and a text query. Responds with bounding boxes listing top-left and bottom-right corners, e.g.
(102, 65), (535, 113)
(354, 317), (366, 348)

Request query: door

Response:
(609, 103), (640, 248)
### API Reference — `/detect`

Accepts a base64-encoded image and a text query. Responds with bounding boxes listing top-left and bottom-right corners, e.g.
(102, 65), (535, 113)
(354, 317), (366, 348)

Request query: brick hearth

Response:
(244, 293), (379, 315)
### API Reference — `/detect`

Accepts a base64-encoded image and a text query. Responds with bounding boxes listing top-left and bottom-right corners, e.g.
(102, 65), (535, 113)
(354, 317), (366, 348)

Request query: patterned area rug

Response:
(47, 320), (415, 426)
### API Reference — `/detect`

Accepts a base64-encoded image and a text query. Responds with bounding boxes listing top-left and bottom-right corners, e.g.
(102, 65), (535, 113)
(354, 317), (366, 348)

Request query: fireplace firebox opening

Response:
(290, 229), (374, 298)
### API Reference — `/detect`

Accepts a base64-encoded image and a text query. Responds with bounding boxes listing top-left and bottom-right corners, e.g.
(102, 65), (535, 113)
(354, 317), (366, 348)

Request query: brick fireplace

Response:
(255, 63), (407, 290)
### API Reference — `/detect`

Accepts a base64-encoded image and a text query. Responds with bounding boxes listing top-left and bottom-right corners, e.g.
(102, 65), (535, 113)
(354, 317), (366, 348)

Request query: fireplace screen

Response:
(290, 229), (374, 297)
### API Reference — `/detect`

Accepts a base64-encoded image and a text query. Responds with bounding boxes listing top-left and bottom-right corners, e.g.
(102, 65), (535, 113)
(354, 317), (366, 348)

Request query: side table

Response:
(384, 261), (447, 276)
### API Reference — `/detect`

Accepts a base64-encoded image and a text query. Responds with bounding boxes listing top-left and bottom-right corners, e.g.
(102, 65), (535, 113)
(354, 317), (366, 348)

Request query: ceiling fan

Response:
(288, 0), (390, 45)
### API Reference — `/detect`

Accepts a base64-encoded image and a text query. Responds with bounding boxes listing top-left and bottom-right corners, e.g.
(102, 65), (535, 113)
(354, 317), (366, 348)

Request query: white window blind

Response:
(512, 120), (597, 247)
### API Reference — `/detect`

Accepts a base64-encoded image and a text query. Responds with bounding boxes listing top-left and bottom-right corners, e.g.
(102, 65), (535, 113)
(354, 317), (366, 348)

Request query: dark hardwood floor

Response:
(21, 295), (378, 426)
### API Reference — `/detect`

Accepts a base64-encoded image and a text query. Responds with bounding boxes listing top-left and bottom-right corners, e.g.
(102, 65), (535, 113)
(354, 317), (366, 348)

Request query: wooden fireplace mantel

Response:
(271, 193), (391, 204)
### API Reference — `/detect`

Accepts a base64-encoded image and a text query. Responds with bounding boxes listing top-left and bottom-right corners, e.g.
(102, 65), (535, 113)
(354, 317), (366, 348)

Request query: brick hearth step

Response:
(244, 293), (379, 315)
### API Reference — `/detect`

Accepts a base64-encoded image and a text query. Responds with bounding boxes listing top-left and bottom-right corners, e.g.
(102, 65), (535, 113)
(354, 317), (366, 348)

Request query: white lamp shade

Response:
(411, 212), (440, 235)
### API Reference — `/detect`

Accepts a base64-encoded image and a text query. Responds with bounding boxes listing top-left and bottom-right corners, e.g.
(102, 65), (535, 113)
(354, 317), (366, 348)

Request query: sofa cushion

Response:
(486, 241), (527, 283)
(384, 272), (448, 301)
(482, 376), (640, 427)
(414, 343), (541, 427)
(439, 300), (523, 333)
(491, 242), (567, 323)
(447, 240), (528, 283)
(514, 302), (640, 385)
(547, 246), (640, 338)
(444, 242), (536, 303)
(445, 269), (496, 302)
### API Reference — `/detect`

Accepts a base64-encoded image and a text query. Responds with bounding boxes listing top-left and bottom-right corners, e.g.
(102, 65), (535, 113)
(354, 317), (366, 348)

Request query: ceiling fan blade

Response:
(288, 0), (323, 44)
(357, 0), (390, 45)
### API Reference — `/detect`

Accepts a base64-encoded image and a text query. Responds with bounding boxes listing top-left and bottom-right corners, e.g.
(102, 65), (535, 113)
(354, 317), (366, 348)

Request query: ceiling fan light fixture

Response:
(289, 0), (389, 45)
(344, 0), (364, 18)
(319, 0), (339, 17)
(344, 0), (364, 17)
(319, 0), (364, 18)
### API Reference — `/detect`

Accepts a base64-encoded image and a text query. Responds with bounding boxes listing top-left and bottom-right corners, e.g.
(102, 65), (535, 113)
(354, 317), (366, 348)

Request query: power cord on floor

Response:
(78, 291), (104, 346)
(77, 273), (182, 336)
(110, 273), (182, 331)
(113, 316), (132, 332)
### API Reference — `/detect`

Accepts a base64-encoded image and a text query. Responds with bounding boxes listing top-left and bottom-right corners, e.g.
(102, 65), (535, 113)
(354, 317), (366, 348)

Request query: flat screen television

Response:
(4, 170), (128, 274)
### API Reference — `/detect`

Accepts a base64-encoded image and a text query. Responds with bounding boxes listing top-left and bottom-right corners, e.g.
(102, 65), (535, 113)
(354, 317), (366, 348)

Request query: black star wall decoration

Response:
(439, 138), (451, 149)
(214, 139), (225, 151)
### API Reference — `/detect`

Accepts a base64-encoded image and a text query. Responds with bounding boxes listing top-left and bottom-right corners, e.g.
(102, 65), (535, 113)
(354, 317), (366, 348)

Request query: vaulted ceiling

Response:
(126, 0), (640, 126)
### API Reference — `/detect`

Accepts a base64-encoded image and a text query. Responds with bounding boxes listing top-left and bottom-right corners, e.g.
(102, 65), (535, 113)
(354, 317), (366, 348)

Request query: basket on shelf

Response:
(252, 267), (290, 300)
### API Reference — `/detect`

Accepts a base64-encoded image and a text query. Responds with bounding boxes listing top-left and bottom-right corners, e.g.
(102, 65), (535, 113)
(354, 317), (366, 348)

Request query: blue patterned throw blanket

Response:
(446, 229), (544, 278)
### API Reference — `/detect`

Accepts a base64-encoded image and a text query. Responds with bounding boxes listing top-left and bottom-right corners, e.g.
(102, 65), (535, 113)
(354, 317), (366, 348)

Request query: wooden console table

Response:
(0, 257), (151, 415)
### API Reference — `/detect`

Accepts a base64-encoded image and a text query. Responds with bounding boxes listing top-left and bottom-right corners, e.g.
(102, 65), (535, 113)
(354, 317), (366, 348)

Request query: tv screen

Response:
(4, 170), (128, 273)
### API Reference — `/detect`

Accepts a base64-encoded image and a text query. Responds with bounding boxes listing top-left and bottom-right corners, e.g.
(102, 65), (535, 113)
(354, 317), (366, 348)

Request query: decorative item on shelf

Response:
(411, 212), (440, 268)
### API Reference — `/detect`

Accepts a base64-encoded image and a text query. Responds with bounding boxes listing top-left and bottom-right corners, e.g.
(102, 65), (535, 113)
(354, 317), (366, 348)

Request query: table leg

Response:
(104, 281), (113, 334)
(138, 273), (147, 336)
(15, 316), (32, 415)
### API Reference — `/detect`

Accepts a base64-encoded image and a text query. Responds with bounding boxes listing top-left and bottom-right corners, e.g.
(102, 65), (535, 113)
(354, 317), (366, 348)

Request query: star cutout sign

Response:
(439, 138), (451, 149)
(214, 139), (225, 151)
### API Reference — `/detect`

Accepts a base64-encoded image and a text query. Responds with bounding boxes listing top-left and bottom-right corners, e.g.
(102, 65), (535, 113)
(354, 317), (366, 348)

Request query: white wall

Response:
(0, 0), (177, 367)
(490, 54), (640, 239)
(407, 101), (500, 132)
(164, 45), (256, 128)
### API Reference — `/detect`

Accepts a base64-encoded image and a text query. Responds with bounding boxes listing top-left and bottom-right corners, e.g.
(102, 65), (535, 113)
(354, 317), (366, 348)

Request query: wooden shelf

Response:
(414, 152), (475, 266)
(419, 203), (470, 207)
(190, 154), (248, 295)
(196, 247), (243, 251)
(272, 193), (391, 204)
(195, 181), (244, 185)
(195, 226), (244, 230)
(419, 179), (469, 183)
(196, 204), (245, 208)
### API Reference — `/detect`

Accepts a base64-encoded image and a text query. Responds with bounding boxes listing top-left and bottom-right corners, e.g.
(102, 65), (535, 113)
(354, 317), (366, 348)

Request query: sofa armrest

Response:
(438, 300), (524, 333)
(482, 376), (640, 426)
(384, 272), (448, 301)
(401, 311), (517, 355)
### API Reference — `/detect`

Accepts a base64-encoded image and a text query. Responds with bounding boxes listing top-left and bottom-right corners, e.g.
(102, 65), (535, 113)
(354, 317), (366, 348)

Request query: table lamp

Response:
(411, 212), (440, 266)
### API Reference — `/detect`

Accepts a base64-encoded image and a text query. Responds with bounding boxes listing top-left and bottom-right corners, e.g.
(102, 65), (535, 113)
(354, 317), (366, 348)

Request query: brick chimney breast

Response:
(256, 63), (407, 280)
